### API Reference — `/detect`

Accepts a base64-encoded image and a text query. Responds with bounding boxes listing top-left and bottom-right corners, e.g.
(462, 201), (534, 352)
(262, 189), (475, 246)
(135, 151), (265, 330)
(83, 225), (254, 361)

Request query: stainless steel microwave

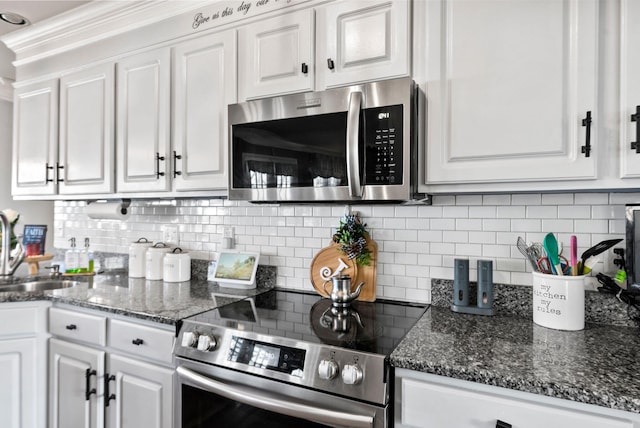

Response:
(227, 78), (424, 203)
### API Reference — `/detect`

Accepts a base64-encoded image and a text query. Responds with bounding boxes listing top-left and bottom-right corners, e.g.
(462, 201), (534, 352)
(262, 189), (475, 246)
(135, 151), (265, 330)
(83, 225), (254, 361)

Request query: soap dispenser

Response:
(65, 238), (79, 274)
(84, 238), (94, 273)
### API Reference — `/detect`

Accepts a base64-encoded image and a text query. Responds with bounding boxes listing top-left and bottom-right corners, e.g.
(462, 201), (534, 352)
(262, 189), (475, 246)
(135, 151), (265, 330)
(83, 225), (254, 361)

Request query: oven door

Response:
(176, 358), (386, 428)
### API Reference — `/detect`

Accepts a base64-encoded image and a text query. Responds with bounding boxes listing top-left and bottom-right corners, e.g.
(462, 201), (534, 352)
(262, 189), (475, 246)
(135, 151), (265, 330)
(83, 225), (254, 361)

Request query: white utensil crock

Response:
(163, 247), (191, 282)
(145, 242), (172, 280)
(128, 238), (153, 278)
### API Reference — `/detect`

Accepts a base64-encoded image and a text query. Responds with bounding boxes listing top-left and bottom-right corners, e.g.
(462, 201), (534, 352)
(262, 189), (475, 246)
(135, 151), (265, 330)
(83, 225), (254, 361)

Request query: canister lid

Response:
(131, 237), (153, 246)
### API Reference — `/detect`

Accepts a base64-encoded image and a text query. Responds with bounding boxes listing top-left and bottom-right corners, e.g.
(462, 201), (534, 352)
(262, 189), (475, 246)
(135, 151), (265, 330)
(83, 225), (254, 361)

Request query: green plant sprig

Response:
(332, 213), (371, 266)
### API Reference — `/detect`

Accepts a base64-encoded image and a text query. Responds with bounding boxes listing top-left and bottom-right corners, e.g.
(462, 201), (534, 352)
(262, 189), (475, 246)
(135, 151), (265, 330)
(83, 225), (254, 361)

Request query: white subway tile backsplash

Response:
(512, 194), (542, 205)
(55, 192), (636, 304)
(483, 194), (511, 205)
(541, 193), (573, 205)
(526, 206), (557, 219)
(558, 205), (591, 219)
(575, 193), (609, 205)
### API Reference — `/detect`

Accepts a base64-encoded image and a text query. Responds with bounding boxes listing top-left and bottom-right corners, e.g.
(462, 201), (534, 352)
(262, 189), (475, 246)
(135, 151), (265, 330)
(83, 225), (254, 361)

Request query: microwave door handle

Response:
(346, 91), (363, 199)
(176, 366), (374, 428)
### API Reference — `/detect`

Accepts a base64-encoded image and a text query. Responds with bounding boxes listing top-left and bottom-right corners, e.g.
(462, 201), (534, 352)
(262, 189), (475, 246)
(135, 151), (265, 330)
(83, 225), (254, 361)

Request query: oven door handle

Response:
(176, 366), (375, 428)
(346, 91), (363, 199)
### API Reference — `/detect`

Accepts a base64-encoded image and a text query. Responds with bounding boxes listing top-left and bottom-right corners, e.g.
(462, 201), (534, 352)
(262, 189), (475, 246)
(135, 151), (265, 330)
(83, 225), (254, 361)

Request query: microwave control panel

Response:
(364, 104), (403, 185)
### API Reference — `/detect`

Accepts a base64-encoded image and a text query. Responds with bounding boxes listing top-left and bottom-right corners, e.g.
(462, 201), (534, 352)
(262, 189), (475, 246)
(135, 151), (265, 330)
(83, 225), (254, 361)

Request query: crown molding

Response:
(0, 77), (14, 102)
(0, 0), (212, 66)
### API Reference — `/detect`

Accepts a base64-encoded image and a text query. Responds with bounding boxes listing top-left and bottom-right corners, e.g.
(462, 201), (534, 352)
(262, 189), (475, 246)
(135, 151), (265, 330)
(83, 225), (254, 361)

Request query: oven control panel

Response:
(175, 322), (388, 405)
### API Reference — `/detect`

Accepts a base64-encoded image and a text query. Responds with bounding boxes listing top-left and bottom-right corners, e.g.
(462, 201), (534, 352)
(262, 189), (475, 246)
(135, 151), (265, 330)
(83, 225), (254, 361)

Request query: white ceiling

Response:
(0, 1), (90, 79)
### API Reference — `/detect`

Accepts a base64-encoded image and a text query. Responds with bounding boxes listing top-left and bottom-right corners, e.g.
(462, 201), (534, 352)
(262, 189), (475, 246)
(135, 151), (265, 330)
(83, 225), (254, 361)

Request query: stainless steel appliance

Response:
(228, 78), (425, 203)
(627, 204), (640, 293)
(174, 289), (427, 428)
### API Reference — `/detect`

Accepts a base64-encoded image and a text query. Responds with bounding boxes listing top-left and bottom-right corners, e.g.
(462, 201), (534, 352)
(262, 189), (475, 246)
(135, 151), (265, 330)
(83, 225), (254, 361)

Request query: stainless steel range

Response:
(174, 289), (427, 428)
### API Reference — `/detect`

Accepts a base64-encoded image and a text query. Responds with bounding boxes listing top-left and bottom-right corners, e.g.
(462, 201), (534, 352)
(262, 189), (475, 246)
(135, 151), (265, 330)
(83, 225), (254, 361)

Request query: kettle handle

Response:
(322, 280), (332, 295)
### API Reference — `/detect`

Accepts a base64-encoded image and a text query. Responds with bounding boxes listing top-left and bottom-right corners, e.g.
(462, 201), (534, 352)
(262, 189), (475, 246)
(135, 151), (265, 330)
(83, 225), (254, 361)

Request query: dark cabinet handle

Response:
(173, 151), (182, 178)
(132, 338), (144, 346)
(155, 153), (165, 179)
(85, 368), (97, 401)
(45, 163), (54, 183)
(65, 324), (77, 330)
(105, 373), (116, 407)
(301, 63), (308, 74)
(327, 58), (335, 70)
(496, 420), (512, 428)
(56, 162), (64, 182)
(631, 105), (640, 154)
(581, 110), (592, 157)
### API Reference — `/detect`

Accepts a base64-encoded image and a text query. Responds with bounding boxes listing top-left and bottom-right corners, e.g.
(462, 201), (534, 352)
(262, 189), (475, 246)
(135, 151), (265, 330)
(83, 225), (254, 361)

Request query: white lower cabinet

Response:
(49, 338), (105, 428)
(395, 369), (640, 428)
(105, 354), (174, 428)
(0, 302), (49, 428)
(49, 306), (175, 428)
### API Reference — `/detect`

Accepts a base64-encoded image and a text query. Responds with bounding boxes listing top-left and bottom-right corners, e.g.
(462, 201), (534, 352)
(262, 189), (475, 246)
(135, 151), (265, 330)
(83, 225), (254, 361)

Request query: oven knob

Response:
(341, 364), (363, 385)
(318, 360), (339, 380)
(197, 335), (217, 352)
(181, 331), (198, 348)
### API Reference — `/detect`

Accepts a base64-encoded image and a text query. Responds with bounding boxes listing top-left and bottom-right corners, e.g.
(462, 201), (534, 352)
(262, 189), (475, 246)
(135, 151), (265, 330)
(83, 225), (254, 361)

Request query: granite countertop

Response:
(0, 264), (276, 326)
(390, 280), (640, 414)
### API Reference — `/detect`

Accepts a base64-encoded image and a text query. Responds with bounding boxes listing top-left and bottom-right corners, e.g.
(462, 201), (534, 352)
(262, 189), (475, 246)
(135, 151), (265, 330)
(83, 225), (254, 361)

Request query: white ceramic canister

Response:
(145, 242), (172, 280)
(128, 238), (154, 278)
(163, 247), (191, 283)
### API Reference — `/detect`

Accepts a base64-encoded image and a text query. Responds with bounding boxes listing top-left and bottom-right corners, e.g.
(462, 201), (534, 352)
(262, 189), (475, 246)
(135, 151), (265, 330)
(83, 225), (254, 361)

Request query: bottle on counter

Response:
(84, 237), (94, 273)
(65, 237), (79, 274)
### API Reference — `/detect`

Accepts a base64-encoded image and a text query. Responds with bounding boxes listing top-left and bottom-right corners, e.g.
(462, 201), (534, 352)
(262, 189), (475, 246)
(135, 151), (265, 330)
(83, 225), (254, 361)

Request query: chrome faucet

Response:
(0, 212), (25, 276)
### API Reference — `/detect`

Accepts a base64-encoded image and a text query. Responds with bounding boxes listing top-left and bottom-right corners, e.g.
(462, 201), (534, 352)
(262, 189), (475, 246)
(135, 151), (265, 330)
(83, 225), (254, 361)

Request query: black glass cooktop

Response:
(185, 289), (428, 356)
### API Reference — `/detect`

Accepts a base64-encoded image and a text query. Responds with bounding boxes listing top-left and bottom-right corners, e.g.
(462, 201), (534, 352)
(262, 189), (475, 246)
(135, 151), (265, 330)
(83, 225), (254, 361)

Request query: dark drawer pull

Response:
(132, 338), (144, 346)
(581, 110), (592, 157)
(85, 368), (97, 401)
(65, 324), (77, 330)
(327, 58), (335, 70)
(301, 62), (308, 74)
(496, 420), (512, 428)
(155, 153), (165, 179)
(631, 105), (640, 154)
(105, 373), (116, 407)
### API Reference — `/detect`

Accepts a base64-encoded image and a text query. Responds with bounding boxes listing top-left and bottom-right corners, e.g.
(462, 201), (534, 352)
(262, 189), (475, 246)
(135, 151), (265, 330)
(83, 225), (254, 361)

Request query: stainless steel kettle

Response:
(323, 274), (365, 307)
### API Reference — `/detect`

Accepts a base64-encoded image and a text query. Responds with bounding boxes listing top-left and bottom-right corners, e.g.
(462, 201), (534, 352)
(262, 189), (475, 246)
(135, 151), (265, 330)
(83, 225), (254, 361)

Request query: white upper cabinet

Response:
(317, 0), (410, 89)
(423, 0), (599, 189)
(620, 0), (640, 179)
(116, 47), (172, 193)
(172, 31), (237, 191)
(12, 79), (59, 196)
(238, 9), (314, 100)
(58, 63), (115, 195)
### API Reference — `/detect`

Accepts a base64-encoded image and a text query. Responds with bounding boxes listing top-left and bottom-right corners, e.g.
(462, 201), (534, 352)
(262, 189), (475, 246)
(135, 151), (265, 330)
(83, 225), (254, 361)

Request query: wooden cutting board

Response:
(309, 238), (377, 302)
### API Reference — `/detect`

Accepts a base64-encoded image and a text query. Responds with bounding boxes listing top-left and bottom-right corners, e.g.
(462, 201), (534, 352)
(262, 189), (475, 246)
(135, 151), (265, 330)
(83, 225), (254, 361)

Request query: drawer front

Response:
(398, 377), (634, 428)
(109, 319), (174, 364)
(49, 307), (107, 346)
(0, 304), (46, 336)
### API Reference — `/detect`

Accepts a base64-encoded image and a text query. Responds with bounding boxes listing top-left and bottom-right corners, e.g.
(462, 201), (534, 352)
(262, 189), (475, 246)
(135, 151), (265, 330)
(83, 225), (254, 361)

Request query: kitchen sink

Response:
(0, 279), (80, 293)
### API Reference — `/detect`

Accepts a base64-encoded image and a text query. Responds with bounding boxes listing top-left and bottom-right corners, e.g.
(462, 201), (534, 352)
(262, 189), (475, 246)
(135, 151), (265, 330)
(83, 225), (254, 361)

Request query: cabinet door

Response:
(620, 0), (640, 178)
(424, 0), (598, 186)
(318, 0), (410, 89)
(105, 353), (174, 428)
(117, 47), (171, 192)
(238, 9), (314, 100)
(12, 80), (58, 196)
(172, 31), (237, 191)
(49, 338), (105, 428)
(0, 338), (37, 428)
(59, 63), (115, 194)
